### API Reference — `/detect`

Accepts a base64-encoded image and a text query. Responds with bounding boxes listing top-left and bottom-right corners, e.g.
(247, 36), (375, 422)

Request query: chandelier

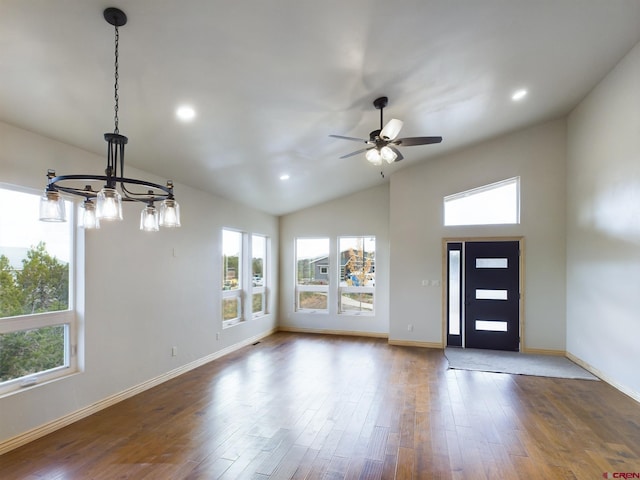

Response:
(39, 7), (181, 232)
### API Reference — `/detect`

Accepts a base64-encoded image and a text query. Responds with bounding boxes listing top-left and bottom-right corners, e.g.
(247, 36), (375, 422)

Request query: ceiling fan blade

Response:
(339, 147), (373, 159)
(380, 118), (404, 140)
(329, 134), (368, 143)
(389, 146), (404, 162)
(395, 136), (443, 146)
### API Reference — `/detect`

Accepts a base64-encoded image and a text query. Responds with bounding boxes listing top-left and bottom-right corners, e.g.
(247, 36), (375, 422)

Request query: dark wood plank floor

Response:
(1, 332), (639, 479)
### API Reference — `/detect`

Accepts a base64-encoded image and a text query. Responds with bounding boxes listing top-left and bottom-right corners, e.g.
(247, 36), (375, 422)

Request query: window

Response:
(444, 177), (520, 226)
(251, 234), (267, 317)
(338, 236), (375, 314)
(0, 186), (76, 394)
(222, 229), (243, 326)
(295, 238), (329, 312)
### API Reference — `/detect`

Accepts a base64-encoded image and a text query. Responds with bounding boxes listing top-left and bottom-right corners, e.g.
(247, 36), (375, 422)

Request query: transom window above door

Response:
(444, 177), (520, 226)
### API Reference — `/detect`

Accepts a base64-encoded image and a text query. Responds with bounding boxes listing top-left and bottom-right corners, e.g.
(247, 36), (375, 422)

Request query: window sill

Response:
(223, 318), (245, 329)
(0, 368), (81, 399)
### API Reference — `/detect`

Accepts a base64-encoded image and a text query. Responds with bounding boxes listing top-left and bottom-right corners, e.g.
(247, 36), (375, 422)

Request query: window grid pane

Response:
(252, 234), (267, 316)
(222, 229), (242, 291)
(0, 325), (67, 383)
(338, 236), (375, 315)
(296, 238), (329, 312)
(0, 186), (75, 392)
(444, 177), (520, 226)
(296, 238), (329, 286)
(298, 291), (328, 310)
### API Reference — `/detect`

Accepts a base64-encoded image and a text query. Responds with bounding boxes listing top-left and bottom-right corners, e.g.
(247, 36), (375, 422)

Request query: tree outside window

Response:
(0, 187), (74, 389)
(338, 236), (375, 314)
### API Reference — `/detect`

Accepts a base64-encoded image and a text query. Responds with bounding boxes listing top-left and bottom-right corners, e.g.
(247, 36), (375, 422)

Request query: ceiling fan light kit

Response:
(38, 7), (181, 232)
(329, 96), (443, 170)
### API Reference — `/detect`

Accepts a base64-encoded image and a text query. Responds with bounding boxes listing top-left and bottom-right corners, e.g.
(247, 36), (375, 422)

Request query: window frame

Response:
(222, 228), (244, 328)
(338, 236), (376, 316)
(295, 237), (330, 313)
(0, 184), (77, 396)
(251, 233), (268, 318)
(443, 176), (521, 226)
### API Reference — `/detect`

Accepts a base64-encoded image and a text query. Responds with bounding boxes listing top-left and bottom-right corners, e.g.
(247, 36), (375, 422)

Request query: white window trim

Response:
(444, 176), (520, 226)
(0, 185), (78, 396)
(338, 285), (375, 315)
(338, 235), (376, 316)
(251, 234), (268, 318)
(251, 286), (266, 318)
(0, 311), (77, 395)
(222, 228), (245, 328)
(222, 289), (243, 328)
(295, 284), (329, 313)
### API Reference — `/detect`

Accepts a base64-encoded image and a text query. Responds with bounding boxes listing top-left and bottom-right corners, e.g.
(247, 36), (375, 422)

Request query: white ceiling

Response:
(2, 1), (640, 216)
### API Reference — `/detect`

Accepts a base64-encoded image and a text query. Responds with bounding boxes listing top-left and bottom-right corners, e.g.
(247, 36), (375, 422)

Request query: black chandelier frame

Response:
(43, 7), (177, 209)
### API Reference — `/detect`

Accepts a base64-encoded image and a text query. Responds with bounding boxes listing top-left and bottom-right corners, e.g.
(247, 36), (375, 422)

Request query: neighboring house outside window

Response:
(0, 186), (77, 395)
(295, 238), (329, 312)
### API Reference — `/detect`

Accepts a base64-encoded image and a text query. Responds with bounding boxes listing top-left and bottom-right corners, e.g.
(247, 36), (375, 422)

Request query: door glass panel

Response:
(475, 289), (508, 300)
(448, 250), (461, 335)
(476, 258), (508, 269)
(475, 320), (508, 332)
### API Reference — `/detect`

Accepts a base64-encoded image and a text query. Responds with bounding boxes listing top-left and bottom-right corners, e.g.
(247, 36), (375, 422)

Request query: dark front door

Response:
(464, 241), (520, 351)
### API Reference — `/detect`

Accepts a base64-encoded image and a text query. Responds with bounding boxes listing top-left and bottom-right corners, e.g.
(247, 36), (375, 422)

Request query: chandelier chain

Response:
(40, 7), (180, 230)
(113, 25), (120, 134)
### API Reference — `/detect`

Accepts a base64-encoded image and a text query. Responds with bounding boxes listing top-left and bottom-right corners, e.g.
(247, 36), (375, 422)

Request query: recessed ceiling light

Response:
(280, 174), (290, 181)
(176, 105), (196, 122)
(511, 89), (528, 101)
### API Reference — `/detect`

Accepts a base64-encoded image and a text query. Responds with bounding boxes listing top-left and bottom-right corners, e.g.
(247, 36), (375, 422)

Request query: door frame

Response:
(441, 236), (526, 351)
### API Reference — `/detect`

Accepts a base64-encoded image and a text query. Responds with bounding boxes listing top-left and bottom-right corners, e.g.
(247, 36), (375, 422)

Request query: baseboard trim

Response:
(522, 347), (566, 356)
(278, 325), (388, 339)
(388, 339), (443, 349)
(566, 352), (640, 403)
(0, 328), (278, 456)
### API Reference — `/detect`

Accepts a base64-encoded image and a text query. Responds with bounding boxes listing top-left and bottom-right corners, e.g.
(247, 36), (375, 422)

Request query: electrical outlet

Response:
(216, 332), (220, 341)
(171, 346), (178, 356)
(408, 324), (413, 332)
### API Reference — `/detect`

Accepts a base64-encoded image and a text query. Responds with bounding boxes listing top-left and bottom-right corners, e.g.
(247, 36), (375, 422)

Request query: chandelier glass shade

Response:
(39, 190), (66, 222)
(39, 7), (181, 231)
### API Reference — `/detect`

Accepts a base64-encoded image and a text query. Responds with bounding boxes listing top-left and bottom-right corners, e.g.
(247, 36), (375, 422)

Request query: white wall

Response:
(279, 184), (390, 336)
(0, 121), (279, 444)
(566, 41), (640, 398)
(389, 119), (567, 350)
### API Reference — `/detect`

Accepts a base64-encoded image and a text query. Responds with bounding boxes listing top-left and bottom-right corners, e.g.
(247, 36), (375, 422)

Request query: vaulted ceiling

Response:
(2, 1), (640, 215)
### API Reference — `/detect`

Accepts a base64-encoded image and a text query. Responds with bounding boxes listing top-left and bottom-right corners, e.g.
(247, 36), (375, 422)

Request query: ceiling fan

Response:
(330, 96), (442, 165)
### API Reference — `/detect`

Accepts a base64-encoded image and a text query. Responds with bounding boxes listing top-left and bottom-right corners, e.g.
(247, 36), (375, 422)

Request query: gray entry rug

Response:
(444, 347), (599, 380)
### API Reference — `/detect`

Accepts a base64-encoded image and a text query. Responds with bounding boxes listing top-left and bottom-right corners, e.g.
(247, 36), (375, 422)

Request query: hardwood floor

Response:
(1, 332), (639, 479)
